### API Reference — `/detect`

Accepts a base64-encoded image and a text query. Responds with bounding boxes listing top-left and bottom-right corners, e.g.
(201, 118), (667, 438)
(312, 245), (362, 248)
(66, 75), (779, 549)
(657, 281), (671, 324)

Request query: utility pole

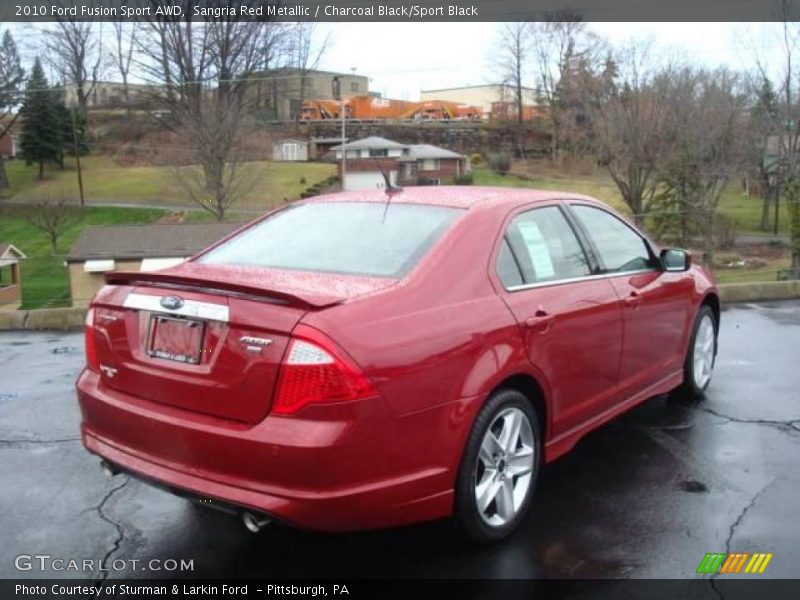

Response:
(332, 76), (346, 190)
(71, 104), (85, 208)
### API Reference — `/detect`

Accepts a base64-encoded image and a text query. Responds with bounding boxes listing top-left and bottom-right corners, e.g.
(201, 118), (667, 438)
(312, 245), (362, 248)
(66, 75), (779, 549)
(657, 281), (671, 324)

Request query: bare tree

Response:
(0, 29), (25, 191)
(594, 42), (676, 226)
(287, 23), (330, 119)
(252, 23), (293, 113)
(747, 2), (800, 276)
(659, 68), (748, 264)
(744, 77), (780, 231)
(110, 19), (139, 111)
(137, 1), (273, 220)
(493, 22), (530, 124)
(16, 195), (83, 254)
(45, 10), (103, 112)
(528, 14), (604, 162)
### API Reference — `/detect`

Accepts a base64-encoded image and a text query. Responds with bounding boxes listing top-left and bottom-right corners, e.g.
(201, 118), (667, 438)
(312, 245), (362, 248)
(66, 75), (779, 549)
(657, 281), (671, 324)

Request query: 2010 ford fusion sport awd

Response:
(76, 187), (718, 542)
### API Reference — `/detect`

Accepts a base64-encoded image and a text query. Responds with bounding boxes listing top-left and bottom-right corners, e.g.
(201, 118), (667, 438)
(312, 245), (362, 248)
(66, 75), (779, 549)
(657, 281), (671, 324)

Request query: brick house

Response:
(0, 131), (17, 159)
(331, 136), (470, 190)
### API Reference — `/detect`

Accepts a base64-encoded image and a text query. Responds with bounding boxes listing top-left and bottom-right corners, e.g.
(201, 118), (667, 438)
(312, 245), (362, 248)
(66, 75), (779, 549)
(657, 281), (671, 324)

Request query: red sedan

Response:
(76, 187), (719, 542)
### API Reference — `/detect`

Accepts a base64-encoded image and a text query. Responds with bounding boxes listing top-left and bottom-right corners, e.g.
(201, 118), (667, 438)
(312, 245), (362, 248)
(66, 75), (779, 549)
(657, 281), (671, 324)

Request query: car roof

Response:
(301, 186), (600, 211)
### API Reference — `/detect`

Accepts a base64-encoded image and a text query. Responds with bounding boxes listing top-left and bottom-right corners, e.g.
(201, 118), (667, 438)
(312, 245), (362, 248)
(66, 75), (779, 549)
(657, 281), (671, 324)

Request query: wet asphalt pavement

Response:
(0, 300), (799, 581)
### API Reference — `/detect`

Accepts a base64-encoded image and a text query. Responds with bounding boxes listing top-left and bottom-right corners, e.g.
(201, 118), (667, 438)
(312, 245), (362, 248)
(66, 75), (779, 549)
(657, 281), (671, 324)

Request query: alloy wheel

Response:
(473, 407), (535, 527)
(693, 314), (716, 389)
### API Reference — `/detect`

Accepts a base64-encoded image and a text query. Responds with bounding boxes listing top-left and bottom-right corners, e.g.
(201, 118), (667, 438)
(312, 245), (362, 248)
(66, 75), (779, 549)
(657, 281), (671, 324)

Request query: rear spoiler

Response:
(104, 270), (345, 309)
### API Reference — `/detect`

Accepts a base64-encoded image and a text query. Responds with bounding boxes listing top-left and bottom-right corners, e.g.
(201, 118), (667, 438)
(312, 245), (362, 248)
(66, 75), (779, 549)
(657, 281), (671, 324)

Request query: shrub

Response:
(714, 213), (738, 250)
(453, 172), (474, 186)
(486, 152), (511, 175)
(469, 153), (482, 166)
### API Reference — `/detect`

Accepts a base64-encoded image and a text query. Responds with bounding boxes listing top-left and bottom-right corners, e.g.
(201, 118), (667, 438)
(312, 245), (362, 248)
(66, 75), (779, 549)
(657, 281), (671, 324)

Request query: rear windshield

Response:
(197, 202), (463, 278)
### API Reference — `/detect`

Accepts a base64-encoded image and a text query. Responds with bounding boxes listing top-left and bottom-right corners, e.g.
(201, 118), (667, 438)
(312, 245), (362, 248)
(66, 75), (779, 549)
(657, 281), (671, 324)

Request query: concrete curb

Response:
(0, 282), (798, 331)
(0, 307), (87, 331)
(717, 280), (800, 303)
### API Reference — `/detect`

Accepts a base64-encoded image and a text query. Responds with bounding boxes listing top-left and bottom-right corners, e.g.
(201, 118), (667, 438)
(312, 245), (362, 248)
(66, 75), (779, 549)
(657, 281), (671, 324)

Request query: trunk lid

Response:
(91, 264), (396, 423)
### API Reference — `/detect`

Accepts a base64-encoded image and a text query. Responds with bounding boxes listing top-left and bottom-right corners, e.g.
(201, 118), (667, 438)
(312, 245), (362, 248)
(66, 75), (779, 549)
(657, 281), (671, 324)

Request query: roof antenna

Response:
(372, 158), (403, 222)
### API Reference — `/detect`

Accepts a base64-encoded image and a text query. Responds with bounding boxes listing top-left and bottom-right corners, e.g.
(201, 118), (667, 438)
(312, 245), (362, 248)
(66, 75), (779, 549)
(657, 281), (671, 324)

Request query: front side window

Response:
(571, 205), (654, 273)
(198, 202), (463, 278)
(498, 205), (590, 287)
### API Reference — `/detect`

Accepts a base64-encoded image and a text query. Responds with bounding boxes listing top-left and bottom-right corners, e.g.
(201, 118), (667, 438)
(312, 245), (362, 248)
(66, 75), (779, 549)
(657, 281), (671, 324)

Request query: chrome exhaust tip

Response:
(100, 460), (119, 478)
(242, 512), (272, 533)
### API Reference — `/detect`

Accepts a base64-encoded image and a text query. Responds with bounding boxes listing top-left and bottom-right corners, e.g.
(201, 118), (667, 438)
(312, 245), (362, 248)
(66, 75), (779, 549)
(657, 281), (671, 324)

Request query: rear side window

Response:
(198, 202), (463, 278)
(571, 205), (654, 273)
(497, 239), (524, 288)
(500, 206), (590, 287)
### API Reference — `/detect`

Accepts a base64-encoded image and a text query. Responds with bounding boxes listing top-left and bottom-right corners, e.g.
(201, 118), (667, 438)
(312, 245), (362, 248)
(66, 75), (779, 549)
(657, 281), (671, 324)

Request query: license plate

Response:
(147, 315), (205, 364)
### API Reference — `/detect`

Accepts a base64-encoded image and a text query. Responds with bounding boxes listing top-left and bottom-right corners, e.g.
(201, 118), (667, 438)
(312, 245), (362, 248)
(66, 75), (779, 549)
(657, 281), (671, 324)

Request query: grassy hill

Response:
(4, 156), (336, 213)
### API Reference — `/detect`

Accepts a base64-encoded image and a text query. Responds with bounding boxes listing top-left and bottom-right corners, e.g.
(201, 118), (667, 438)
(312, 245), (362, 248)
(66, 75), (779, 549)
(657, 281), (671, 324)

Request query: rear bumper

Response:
(76, 369), (457, 532)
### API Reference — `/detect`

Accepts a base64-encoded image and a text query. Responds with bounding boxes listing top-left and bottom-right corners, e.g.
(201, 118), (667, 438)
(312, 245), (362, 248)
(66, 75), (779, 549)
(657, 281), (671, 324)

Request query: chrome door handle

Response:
(525, 309), (554, 332)
(623, 292), (640, 308)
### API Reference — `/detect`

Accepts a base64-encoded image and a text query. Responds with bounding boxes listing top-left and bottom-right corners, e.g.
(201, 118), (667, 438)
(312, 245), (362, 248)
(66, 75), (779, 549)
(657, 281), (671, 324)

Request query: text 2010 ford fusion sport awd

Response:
(76, 187), (718, 542)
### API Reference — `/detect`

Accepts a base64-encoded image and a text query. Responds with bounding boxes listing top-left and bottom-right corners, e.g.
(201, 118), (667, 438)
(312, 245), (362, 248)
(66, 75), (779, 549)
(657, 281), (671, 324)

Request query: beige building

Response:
(67, 223), (239, 306)
(64, 81), (162, 109)
(248, 68), (369, 121)
(420, 84), (538, 119)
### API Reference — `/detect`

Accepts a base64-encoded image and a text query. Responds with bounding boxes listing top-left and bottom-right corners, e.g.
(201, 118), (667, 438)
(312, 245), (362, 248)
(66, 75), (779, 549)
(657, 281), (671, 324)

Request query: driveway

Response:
(1, 301), (799, 581)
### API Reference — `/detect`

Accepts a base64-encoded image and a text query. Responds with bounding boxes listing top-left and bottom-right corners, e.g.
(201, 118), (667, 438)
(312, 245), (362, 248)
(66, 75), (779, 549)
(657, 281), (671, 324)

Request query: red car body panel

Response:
(76, 187), (718, 532)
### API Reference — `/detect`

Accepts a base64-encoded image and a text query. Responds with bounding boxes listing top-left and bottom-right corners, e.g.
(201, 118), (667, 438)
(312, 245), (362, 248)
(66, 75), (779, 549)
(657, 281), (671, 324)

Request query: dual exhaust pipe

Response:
(99, 460), (272, 533)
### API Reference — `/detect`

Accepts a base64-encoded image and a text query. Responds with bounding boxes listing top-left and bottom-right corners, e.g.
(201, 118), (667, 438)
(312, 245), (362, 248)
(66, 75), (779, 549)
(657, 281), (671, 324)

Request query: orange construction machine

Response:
(300, 95), (417, 120)
(402, 100), (482, 121)
(299, 96), (482, 121)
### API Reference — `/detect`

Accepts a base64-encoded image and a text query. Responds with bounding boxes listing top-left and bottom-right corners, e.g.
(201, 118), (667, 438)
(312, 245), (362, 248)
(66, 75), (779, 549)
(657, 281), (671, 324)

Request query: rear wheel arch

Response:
(486, 373), (548, 446)
(701, 292), (720, 330)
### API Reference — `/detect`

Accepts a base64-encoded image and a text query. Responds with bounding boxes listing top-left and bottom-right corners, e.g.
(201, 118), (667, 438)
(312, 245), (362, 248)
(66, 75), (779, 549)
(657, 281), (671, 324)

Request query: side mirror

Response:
(661, 248), (691, 272)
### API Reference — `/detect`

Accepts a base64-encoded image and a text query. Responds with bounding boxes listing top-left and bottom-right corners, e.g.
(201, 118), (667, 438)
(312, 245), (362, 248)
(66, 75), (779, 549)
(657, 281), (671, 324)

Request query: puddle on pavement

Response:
(537, 541), (634, 577)
(679, 480), (709, 493)
(51, 346), (79, 355)
(0, 392), (22, 401)
(617, 395), (696, 431)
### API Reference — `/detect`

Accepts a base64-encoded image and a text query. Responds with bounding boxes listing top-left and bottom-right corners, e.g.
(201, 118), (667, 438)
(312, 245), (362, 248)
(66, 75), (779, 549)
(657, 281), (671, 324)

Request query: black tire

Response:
(674, 305), (717, 400)
(454, 389), (541, 543)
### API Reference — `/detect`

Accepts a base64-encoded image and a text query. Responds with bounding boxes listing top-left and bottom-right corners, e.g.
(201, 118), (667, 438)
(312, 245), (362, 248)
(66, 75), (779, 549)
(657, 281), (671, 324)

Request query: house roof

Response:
(0, 243), (26, 260)
(330, 136), (408, 151)
(68, 223), (241, 262)
(312, 137), (349, 144)
(330, 137), (465, 160)
(402, 144), (464, 160)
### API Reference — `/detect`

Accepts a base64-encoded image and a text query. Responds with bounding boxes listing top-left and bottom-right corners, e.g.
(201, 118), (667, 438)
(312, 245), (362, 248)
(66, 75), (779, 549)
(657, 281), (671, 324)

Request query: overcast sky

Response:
(7, 21), (785, 99)
(315, 22), (781, 99)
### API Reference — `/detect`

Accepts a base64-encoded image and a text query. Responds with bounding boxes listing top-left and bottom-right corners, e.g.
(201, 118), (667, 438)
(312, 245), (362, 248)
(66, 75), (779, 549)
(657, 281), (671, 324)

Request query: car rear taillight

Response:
(84, 307), (99, 372)
(273, 325), (377, 415)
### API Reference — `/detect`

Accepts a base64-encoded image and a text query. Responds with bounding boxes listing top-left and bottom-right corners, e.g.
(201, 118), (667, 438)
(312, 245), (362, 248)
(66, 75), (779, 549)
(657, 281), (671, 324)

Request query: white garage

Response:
(344, 170), (398, 191)
(272, 139), (309, 162)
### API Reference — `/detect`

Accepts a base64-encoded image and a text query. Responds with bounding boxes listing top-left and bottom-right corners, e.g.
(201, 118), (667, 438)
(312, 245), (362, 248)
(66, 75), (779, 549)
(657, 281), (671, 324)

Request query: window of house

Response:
(420, 159), (440, 171)
(369, 149), (388, 157)
(350, 82), (360, 93)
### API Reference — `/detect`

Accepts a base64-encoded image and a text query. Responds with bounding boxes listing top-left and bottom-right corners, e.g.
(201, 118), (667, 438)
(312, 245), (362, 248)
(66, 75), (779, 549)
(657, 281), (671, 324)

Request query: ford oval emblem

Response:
(160, 295), (184, 310)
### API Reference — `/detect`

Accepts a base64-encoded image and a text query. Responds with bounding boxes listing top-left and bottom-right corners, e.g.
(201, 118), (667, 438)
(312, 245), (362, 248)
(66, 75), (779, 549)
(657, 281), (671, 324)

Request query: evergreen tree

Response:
(20, 58), (61, 178)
